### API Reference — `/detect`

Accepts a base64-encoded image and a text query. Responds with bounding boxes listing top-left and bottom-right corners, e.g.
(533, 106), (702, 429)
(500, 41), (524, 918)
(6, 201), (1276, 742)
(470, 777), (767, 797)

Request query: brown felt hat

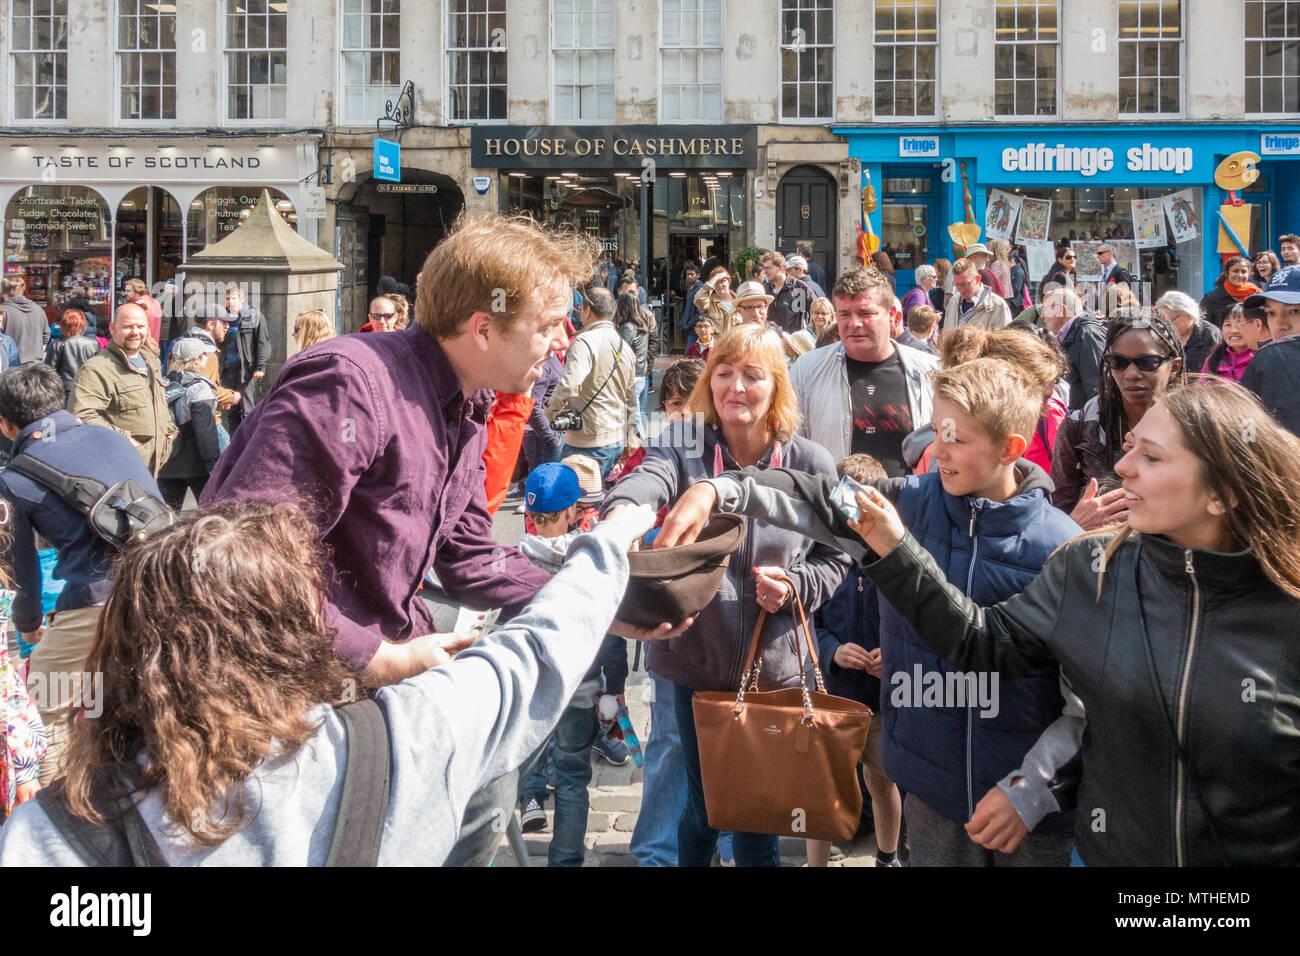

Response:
(615, 515), (747, 628)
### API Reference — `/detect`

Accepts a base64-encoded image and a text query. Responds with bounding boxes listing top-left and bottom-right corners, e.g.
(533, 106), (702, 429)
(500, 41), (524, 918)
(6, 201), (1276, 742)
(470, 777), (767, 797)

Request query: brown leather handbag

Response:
(691, 576), (873, 843)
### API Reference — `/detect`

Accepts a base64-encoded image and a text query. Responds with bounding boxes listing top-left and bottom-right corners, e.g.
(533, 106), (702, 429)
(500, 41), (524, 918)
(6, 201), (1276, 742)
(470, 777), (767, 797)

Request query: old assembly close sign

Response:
(471, 125), (757, 170)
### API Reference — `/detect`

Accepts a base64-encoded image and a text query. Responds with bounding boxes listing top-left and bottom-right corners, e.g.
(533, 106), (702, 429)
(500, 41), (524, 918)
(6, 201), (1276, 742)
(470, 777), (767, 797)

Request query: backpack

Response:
(5, 453), (174, 549)
(34, 698), (391, 866)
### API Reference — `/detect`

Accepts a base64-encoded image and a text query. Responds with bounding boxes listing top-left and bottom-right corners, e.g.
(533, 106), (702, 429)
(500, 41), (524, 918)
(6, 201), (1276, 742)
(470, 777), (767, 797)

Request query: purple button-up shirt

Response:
(202, 324), (552, 672)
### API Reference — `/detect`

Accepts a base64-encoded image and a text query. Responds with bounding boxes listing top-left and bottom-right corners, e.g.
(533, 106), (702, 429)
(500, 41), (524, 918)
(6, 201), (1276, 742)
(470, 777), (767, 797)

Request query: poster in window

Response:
(1109, 240), (1139, 277)
(1015, 197), (1052, 243)
(1073, 242), (1104, 282)
(1023, 239), (1057, 282)
(984, 189), (1022, 242)
(1131, 198), (1168, 249)
(1160, 190), (1200, 243)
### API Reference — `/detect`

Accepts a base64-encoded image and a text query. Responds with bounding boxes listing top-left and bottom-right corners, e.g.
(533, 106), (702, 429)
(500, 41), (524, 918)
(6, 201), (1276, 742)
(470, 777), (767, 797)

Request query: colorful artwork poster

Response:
(1109, 240), (1139, 277)
(1023, 239), (1057, 282)
(1015, 197), (1052, 243)
(1073, 242), (1104, 282)
(1132, 198), (1168, 249)
(984, 189), (1022, 241)
(1161, 189), (1200, 243)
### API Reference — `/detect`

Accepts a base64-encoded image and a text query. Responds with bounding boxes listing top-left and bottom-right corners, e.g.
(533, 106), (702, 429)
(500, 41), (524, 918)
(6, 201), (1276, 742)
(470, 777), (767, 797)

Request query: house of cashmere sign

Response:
(471, 125), (757, 170)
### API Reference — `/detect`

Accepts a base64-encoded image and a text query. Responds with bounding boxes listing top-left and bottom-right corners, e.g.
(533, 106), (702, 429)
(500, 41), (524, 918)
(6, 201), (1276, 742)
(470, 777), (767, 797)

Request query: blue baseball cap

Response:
(525, 463), (582, 513)
(1245, 264), (1300, 307)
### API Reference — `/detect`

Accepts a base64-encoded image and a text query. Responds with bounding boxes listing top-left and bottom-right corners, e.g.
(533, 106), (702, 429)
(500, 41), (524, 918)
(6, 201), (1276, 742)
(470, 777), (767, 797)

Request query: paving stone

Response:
(590, 794), (644, 813)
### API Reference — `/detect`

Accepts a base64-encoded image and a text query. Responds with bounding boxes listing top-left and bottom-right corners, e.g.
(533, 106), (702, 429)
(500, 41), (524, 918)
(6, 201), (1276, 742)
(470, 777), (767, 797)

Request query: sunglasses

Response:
(1062, 255), (1077, 261)
(1103, 352), (1174, 372)
(368, 312), (393, 319)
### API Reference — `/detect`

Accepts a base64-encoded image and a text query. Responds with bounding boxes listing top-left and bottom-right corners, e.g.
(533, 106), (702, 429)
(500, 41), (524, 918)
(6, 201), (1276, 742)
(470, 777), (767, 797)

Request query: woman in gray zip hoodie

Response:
(602, 325), (849, 867)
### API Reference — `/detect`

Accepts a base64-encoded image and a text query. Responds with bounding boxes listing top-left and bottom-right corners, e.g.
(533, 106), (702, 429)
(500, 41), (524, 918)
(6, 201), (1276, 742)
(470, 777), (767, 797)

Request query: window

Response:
(994, 0), (1057, 116)
(117, 0), (176, 121)
(226, 0), (288, 121)
(660, 0), (723, 122)
(874, 0), (937, 118)
(447, 0), (507, 122)
(553, 0), (614, 123)
(1118, 0), (1182, 115)
(10, 1), (68, 122)
(779, 0), (833, 120)
(341, 0), (399, 125)
(1246, 0), (1300, 113)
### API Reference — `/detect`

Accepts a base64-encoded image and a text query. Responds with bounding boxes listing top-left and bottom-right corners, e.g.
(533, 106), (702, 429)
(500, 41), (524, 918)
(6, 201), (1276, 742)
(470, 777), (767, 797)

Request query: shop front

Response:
(472, 125), (757, 339)
(835, 125), (1300, 305)
(0, 138), (318, 327)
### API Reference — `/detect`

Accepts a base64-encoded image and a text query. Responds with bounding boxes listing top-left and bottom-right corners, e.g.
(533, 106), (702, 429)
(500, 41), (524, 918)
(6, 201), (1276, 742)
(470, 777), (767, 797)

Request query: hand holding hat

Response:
(655, 481), (719, 549)
(603, 503), (699, 641)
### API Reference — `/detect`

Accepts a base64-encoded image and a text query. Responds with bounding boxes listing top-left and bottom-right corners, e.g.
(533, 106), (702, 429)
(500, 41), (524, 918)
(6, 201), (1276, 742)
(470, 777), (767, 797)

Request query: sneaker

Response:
(592, 733), (630, 766)
(519, 797), (547, 833)
(718, 839), (735, 867)
(875, 854), (902, 867)
(827, 845), (847, 863)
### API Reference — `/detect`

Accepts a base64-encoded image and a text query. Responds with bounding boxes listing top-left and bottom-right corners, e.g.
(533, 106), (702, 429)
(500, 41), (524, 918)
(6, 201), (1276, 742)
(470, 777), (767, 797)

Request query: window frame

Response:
(872, 0), (939, 122)
(1244, 0), (1300, 118)
(778, 0), (835, 123)
(993, 0), (1060, 120)
(338, 0), (401, 128)
(551, 0), (616, 125)
(115, 0), (178, 126)
(1117, 0), (1185, 119)
(223, 0), (289, 126)
(658, 0), (725, 124)
(8, 0), (69, 125)
(444, 0), (509, 125)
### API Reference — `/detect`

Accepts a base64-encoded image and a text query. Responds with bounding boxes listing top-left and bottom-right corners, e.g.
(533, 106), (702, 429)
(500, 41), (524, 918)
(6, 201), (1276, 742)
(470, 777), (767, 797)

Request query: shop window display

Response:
(3, 184), (112, 324)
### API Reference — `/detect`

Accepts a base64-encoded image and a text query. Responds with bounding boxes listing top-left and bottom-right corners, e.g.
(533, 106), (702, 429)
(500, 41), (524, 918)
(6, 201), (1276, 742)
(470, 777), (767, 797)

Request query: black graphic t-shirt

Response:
(846, 351), (914, 477)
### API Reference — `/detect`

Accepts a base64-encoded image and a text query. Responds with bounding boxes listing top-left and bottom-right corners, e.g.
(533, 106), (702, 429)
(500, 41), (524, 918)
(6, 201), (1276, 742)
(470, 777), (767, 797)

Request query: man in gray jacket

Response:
(0, 276), (51, 364)
(546, 286), (638, 478)
(790, 268), (939, 476)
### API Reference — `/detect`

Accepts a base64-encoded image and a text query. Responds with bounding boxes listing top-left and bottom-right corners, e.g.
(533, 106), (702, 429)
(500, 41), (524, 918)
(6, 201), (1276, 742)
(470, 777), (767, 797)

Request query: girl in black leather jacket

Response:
(851, 381), (1300, 866)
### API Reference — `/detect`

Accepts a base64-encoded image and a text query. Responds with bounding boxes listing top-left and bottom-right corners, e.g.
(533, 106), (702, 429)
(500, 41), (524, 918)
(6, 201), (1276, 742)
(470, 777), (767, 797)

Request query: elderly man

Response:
(796, 241), (828, 292)
(732, 281), (773, 326)
(963, 242), (992, 272)
(785, 255), (826, 299)
(789, 267), (938, 476)
(1041, 286), (1106, 412)
(1097, 243), (1134, 287)
(68, 302), (176, 475)
(944, 257), (1012, 331)
(761, 251), (813, 333)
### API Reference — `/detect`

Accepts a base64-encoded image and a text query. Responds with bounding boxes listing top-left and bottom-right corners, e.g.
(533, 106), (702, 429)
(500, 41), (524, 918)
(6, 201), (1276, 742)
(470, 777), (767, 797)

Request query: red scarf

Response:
(1224, 279), (1261, 302)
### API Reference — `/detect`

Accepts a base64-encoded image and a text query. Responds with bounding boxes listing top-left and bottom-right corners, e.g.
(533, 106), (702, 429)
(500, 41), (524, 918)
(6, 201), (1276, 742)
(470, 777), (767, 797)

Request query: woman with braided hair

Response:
(1050, 307), (1186, 528)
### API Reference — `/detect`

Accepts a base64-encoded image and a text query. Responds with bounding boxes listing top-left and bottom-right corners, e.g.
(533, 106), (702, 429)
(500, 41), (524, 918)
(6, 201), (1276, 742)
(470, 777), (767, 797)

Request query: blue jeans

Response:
(673, 682), (781, 867)
(559, 441), (623, 480)
(633, 377), (647, 436)
(630, 672), (690, 867)
(523, 688), (601, 867)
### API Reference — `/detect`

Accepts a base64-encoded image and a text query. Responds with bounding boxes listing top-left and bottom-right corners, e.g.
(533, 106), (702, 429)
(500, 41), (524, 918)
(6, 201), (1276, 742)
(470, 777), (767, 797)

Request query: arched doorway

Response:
(115, 186), (184, 295)
(334, 168), (465, 331)
(776, 164), (838, 285)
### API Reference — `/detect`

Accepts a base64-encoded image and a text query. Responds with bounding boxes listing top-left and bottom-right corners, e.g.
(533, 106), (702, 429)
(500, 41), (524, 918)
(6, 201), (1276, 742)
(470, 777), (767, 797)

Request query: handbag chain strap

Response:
(732, 570), (826, 724)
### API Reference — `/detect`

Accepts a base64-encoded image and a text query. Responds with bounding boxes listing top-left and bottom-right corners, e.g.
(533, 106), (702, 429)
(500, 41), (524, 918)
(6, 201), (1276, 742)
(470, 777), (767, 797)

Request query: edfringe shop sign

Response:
(471, 125), (757, 170)
(0, 142), (303, 185)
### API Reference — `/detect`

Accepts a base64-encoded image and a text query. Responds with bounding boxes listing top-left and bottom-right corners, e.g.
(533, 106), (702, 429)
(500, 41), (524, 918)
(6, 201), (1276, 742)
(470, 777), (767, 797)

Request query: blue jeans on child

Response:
(630, 672), (689, 866)
(522, 677), (601, 867)
(673, 682), (781, 867)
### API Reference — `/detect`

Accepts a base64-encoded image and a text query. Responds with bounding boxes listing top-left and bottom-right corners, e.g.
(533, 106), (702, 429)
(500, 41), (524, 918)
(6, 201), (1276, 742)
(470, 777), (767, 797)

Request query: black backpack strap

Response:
(326, 697), (392, 867)
(35, 781), (169, 867)
(6, 453), (109, 514)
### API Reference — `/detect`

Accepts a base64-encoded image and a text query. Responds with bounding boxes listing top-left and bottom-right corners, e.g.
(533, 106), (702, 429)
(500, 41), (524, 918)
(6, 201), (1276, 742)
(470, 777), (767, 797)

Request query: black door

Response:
(776, 164), (837, 285)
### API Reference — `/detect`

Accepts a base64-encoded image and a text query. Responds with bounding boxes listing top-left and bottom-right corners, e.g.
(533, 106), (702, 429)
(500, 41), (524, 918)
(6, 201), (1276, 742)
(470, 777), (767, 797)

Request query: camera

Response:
(552, 409), (584, 432)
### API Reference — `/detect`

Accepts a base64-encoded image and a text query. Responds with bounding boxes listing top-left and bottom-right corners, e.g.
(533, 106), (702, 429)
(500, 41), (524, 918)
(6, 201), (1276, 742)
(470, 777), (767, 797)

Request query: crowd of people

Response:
(0, 212), (1296, 869)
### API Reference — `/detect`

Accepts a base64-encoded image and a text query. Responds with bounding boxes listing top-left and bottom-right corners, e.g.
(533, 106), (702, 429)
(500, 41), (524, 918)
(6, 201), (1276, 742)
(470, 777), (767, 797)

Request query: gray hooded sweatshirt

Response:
(0, 506), (652, 866)
(0, 294), (50, 364)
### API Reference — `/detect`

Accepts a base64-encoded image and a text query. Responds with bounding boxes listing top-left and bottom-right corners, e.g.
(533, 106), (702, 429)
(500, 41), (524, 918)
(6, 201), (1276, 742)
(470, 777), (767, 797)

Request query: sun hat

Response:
(525, 463), (582, 513)
(614, 515), (747, 628)
(733, 280), (774, 305)
(786, 255), (809, 270)
(963, 242), (991, 260)
(559, 453), (606, 503)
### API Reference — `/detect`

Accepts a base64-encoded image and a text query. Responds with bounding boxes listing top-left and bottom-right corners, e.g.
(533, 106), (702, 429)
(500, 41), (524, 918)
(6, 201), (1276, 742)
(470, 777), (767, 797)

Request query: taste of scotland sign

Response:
(471, 125), (757, 170)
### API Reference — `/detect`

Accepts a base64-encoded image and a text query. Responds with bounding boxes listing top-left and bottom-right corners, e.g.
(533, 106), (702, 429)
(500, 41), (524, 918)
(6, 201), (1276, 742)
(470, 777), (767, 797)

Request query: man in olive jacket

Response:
(68, 302), (176, 476)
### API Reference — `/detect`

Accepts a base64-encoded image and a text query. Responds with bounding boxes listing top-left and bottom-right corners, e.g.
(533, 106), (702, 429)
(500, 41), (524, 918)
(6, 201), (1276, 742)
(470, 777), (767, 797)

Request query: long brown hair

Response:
(61, 501), (348, 845)
(1094, 381), (1300, 599)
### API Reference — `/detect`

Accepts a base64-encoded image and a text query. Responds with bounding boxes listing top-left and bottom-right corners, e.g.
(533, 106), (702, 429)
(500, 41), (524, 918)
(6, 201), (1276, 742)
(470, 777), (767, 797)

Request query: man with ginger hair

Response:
(202, 215), (688, 864)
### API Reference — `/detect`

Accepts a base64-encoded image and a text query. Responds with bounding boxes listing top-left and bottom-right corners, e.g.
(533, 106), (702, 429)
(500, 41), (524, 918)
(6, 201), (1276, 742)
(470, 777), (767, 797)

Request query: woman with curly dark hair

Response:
(0, 497), (663, 864)
(1050, 308), (1185, 528)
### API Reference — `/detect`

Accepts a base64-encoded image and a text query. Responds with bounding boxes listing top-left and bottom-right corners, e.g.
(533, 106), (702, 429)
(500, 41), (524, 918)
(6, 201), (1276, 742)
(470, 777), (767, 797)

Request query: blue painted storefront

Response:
(834, 124), (1300, 297)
